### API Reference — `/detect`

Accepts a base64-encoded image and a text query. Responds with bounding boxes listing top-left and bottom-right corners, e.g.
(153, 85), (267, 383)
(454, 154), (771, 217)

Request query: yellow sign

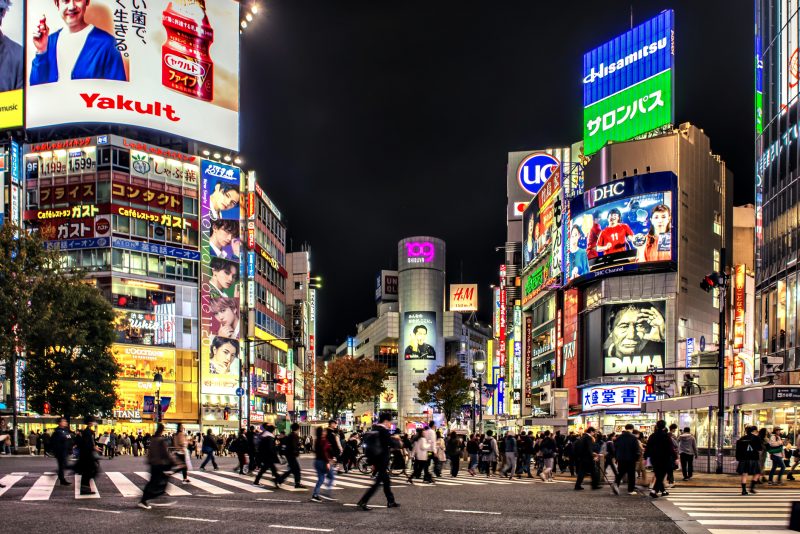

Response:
(0, 89), (22, 130)
(254, 327), (289, 352)
(115, 380), (175, 414)
(112, 344), (176, 381)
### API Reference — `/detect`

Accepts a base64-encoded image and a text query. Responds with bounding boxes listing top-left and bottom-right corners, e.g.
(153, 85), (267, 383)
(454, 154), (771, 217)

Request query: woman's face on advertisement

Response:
(212, 342), (237, 369)
(651, 210), (670, 233)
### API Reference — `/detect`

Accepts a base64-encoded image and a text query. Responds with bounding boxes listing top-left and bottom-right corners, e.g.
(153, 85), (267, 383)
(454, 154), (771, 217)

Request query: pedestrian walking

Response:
(666, 424), (679, 486)
(481, 431), (498, 476)
(407, 428), (433, 484)
(678, 427), (698, 481)
(502, 431), (517, 479)
(539, 430), (556, 482)
(602, 433), (618, 479)
(253, 424), (280, 487)
(434, 431), (446, 477)
(767, 426), (787, 485)
(275, 423), (304, 488)
(138, 423), (176, 509)
(466, 434), (479, 476)
(172, 423), (191, 484)
(231, 429), (249, 474)
(356, 413), (399, 510)
(736, 425), (763, 495)
(613, 424), (641, 495)
(76, 416), (101, 495)
(445, 431), (463, 477)
(311, 426), (336, 502)
(644, 420), (676, 498)
(51, 417), (73, 486)
(199, 428), (219, 470)
(574, 427), (600, 491)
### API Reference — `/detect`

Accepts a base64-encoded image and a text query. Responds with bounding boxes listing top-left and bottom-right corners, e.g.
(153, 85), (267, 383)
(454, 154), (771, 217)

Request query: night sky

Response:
(239, 0), (753, 349)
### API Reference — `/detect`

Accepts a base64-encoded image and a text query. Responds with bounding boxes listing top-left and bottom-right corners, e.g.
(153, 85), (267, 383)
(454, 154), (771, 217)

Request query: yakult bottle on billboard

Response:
(162, 0), (214, 101)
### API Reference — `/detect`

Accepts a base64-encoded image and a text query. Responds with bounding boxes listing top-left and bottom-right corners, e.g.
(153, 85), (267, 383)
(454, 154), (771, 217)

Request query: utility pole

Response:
(716, 247), (727, 474)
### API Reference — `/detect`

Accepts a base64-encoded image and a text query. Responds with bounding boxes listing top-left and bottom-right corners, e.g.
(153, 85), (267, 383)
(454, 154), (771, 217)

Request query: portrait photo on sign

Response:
(603, 301), (666, 375)
(208, 218), (240, 260)
(208, 335), (239, 376)
(402, 311), (436, 360)
(209, 297), (240, 339)
(205, 176), (241, 221)
(207, 256), (240, 299)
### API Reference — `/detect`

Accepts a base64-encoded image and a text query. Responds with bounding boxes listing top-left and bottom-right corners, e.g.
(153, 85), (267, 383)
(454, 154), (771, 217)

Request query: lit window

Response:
(712, 322), (720, 345)
(713, 212), (722, 235)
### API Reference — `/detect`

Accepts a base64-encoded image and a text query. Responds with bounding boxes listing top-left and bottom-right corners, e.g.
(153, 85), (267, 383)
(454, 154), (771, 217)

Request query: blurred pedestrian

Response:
(645, 420), (676, 498)
(199, 428), (219, 471)
(356, 413), (398, 511)
(736, 425), (763, 495)
(138, 423), (176, 509)
(76, 416), (100, 495)
(51, 417), (73, 486)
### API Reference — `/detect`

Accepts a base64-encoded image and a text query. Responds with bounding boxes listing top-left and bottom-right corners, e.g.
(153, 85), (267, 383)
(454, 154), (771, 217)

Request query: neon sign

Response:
(406, 241), (435, 263)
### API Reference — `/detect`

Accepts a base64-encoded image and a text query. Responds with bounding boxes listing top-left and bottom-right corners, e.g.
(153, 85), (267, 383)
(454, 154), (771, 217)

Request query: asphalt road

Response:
(0, 454), (684, 533)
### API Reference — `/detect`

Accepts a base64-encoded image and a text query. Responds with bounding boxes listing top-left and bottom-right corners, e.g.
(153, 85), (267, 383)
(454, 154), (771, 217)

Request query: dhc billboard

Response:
(582, 10), (675, 155)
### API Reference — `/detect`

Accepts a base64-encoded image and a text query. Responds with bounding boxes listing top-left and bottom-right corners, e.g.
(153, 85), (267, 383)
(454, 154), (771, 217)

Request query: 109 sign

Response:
(517, 152), (560, 196)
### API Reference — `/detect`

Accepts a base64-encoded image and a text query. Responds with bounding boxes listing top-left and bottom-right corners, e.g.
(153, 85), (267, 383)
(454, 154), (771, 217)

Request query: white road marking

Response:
(134, 472), (191, 496)
(106, 472), (142, 497)
(344, 503), (386, 508)
(165, 516), (219, 523)
(169, 473), (231, 494)
(22, 474), (57, 501)
(0, 474), (25, 496)
(267, 525), (333, 532)
(77, 507), (122, 514)
(687, 512), (788, 518)
(697, 520), (788, 526)
(192, 471), (272, 493)
(708, 530), (796, 534)
(257, 498), (302, 503)
(74, 476), (100, 499)
(443, 509), (501, 515)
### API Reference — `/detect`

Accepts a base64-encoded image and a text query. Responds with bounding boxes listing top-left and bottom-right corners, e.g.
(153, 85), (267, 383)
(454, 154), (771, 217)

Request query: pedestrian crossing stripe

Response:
(0, 474), (24, 497)
(191, 471), (272, 493)
(134, 472), (190, 496)
(22, 474), (56, 501)
(664, 490), (794, 531)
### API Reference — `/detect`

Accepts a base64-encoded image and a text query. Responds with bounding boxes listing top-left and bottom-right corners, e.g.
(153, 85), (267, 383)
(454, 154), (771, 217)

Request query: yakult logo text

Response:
(406, 241), (435, 264)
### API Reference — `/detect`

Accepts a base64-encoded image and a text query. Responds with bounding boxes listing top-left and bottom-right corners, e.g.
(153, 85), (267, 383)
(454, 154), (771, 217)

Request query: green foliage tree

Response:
(0, 223), (119, 423)
(415, 364), (472, 426)
(316, 357), (388, 418)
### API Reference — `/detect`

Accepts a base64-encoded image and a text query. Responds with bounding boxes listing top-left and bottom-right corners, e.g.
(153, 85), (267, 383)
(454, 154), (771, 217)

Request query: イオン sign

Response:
(582, 10), (675, 155)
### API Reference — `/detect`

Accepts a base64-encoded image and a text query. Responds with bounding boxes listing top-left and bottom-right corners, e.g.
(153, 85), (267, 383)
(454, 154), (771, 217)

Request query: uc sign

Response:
(517, 152), (560, 196)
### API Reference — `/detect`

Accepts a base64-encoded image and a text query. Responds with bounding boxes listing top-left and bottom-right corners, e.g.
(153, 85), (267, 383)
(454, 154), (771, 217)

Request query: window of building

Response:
(713, 249), (720, 272)
(712, 322), (719, 345)
(713, 212), (722, 235)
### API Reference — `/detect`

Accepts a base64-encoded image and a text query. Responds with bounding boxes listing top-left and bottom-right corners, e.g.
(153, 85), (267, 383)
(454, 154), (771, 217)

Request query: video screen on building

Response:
(25, 0), (240, 150)
(565, 172), (677, 284)
(603, 300), (666, 375)
(402, 311), (437, 360)
(522, 170), (563, 282)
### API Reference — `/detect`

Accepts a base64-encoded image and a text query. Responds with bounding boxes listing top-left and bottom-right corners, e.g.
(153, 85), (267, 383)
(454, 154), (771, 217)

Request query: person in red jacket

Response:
(597, 209), (634, 255)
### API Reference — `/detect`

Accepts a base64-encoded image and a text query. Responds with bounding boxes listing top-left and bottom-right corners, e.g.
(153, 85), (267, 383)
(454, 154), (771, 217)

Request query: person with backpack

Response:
(275, 423), (304, 489)
(356, 413), (399, 511)
(767, 426), (787, 485)
(466, 434), (480, 476)
(253, 424), (280, 487)
(612, 424), (641, 495)
(445, 431), (464, 477)
(736, 425), (763, 495)
(481, 431), (499, 476)
(644, 420), (677, 498)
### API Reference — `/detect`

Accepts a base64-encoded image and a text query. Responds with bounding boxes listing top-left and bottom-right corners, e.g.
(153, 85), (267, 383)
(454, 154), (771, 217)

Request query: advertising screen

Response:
(402, 311), (437, 360)
(522, 169), (563, 284)
(565, 172), (677, 284)
(0, 0), (23, 129)
(582, 10), (674, 155)
(200, 159), (242, 396)
(581, 384), (650, 412)
(25, 0), (240, 150)
(603, 300), (666, 375)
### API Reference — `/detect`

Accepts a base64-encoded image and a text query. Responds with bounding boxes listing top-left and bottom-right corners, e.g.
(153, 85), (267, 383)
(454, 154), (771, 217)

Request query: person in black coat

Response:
(613, 424), (641, 494)
(574, 427), (600, 490)
(644, 420), (677, 498)
(75, 416), (100, 495)
(275, 423), (304, 488)
(356, 413), (399, 510)
(253, 424), (280, 486)
(51, 417), (73, 485)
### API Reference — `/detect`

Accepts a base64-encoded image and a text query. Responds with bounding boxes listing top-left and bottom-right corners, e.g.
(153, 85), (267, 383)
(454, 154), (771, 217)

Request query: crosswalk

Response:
(663, 487), (800, 533)
(0, 468), (546, 503)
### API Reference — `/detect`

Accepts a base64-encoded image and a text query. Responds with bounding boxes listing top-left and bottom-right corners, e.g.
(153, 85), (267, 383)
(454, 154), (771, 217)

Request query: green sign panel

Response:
(583, 69), (673, 155)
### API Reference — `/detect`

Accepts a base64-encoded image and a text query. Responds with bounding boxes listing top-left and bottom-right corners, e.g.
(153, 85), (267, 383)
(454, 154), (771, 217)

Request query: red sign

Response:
(40, 218), (96, 240)
(499, 265), (507, 370)
(537, 166), (560, 208)
(112, 181), (183, 213)
(112, 204), (196, 229)
(247, 228), (255, 249)
(29, 137), (92, 152)
(95, 217), (111, 235)
(247, 192), (255, 220)
(733, 264), (746, 350)
(561, 289), (579, 407)
(121, 137), (197, 162)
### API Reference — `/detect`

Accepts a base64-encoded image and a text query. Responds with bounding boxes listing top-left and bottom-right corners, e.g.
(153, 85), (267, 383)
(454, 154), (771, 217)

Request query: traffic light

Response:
(700, 272), (724, 292)
(223, 406), (230, 421)
(645, 374), (656, 395)
(42, 401), (50, 415)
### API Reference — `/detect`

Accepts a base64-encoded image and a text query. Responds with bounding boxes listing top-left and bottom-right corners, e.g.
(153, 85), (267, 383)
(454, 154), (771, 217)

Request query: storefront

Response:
(574, 383), (657, 435)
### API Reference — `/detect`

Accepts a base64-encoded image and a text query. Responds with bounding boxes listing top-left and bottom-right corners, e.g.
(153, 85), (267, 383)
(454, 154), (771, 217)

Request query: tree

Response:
(415, 364), (472, 426)
(23, 276), (120, 422)
(316, 357), (388, 419)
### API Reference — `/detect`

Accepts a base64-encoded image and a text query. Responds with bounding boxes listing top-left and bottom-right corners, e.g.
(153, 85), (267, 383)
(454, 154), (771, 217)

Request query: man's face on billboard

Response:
(210, 184), (240, 213)
(608, 212), (620, 226)
(57, 0), (88, 31)
(414, 327), (428, 346)
(211, 226), (233, 247)
(212, 266), (236, 289)
(611, 308), (644, 356)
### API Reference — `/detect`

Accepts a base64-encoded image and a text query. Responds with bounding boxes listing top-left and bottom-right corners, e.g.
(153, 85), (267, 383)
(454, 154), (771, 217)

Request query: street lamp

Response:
(153, 372), (163, 424)
(473, 350), (486, 434)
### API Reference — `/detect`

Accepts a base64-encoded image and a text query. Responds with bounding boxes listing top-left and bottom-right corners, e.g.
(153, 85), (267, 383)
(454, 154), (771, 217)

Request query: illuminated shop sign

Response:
(112, 205), (192, 229)
(129, 149), (199, 186)
(45, 237), (110, 251)
(39, 183), (95, 206)
(24, 146), (97, 178)
(603, 301), (666, 375)
(517, 152), (560, 197)
(255, 183), (282, 220)
(111, 237), (200, 261)
(582, 10), (674, 155)
(27, 205), (100, 220)
(112, 181), (184, 212)
(406, 241), (435, 264)
(581, 384), (655, 412)
(449, 284), (478, 312)
(733, 264), (746, 350)
(522, 255), (556, 307)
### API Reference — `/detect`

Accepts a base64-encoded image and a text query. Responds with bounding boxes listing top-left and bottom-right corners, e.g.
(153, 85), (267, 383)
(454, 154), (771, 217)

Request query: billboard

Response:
(375, 270), (398, 302)
(581, 384), (653, 412)
(582, 10), (674, 155)
(402, 311), (437, 360)
(0, 0), (23, 129)
(603, 301), (666, 375)
(200, 160), (242, 397)
(449, 284), (478, 312)
(565, 172), (677, 284)
(507, 148), (570, 223)
(25, 0), (240, 150)
(379, 375), (398, 411)
(522, 166), (564, 287)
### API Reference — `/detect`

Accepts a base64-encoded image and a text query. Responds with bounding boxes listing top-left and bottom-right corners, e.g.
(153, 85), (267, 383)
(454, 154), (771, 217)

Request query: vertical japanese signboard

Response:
(582, 10), (674, 155)
(733, 264), (746, 350)
(200, 160), (242, 402)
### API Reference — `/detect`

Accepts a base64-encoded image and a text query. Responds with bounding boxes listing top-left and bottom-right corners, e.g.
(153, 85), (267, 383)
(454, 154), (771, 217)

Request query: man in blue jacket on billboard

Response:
(30, 0), (126, 85)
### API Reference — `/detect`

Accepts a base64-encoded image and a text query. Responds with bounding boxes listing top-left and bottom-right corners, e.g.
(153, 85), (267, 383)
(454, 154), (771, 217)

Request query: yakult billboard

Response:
(26, 0), (240, 150)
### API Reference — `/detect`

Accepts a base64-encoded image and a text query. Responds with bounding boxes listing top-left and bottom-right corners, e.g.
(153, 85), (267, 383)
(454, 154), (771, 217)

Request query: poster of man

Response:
(603, 301), (666, 375)
(0, 0), (21, 91)
(402, 311), (437, 360)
